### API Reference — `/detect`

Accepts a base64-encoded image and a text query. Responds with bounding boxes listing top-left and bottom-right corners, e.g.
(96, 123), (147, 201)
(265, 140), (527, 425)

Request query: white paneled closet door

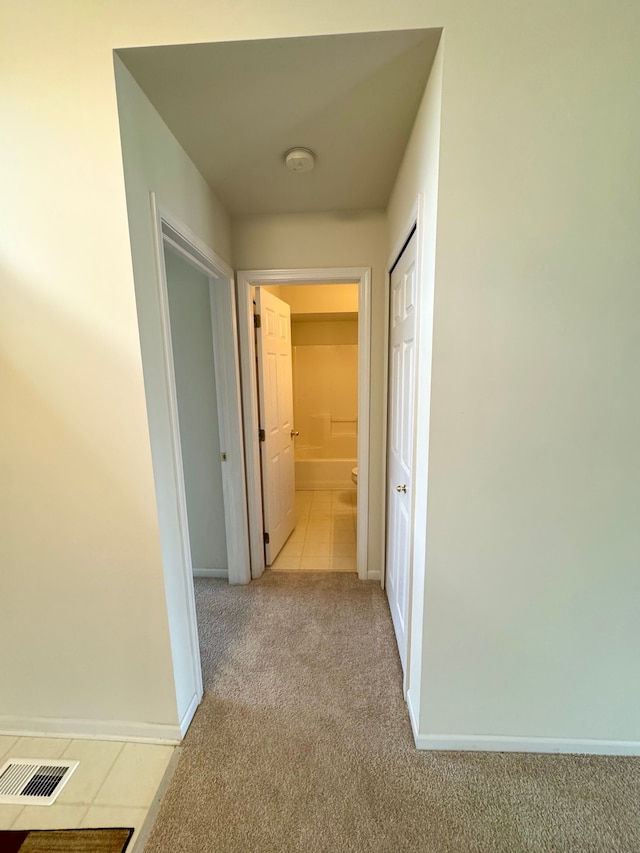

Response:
(386, 231), (418, 673)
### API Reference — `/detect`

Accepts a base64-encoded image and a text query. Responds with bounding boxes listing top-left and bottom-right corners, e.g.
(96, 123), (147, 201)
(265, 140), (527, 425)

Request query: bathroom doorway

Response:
(260, 282), (359, 572)
(236, 267), (372, 581)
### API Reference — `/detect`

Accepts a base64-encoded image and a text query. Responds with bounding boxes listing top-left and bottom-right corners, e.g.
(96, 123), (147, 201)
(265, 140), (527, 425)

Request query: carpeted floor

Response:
(144, 573), (640, 852)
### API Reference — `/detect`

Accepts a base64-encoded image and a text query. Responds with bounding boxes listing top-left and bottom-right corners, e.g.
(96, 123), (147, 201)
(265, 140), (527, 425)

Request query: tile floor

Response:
(0, 736), (175, 850)
(270, 489), (358, 572)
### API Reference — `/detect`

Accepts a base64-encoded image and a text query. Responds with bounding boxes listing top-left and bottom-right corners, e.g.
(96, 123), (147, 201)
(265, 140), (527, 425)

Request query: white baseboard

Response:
(366, 568), (381, 581)
(414, 732), (640, 756)
(178, 691), (200, 738)
(405, 687), (640, 757)
(0, 715), (182, 744)
(193, 567), (228, 578)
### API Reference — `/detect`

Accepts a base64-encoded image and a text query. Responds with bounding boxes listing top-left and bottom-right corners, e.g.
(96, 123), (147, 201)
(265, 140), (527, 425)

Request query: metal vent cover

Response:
(0, 758), (79, 805)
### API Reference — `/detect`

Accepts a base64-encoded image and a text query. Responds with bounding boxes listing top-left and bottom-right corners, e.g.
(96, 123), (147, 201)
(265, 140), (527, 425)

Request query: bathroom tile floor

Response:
(0, 736), (176, 850)
(270, 489), (358, 573)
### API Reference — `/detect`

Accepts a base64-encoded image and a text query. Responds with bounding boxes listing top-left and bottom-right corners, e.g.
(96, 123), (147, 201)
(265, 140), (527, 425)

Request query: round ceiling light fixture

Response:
(285, 148), (315, 173)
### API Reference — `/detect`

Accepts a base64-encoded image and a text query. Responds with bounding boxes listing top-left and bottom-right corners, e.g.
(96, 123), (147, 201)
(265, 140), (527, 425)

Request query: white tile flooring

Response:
(270, 489), (358, 573)
(0, 736), (175, 849)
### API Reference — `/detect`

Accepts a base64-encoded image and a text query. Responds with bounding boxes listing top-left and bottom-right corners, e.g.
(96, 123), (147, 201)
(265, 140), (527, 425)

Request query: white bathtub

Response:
(295, 458), (357, 491)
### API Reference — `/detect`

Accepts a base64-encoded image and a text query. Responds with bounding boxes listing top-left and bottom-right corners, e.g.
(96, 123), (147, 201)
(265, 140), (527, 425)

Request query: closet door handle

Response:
(396, 484), (407, 493)
(291, 430), (300, 438)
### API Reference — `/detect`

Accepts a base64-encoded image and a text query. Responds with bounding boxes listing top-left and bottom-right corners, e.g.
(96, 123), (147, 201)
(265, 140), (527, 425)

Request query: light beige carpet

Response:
(144, 573), (640, 852)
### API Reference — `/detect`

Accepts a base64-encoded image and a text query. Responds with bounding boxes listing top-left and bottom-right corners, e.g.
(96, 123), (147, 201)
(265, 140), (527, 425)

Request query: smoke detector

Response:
(285, 148), (315, 173)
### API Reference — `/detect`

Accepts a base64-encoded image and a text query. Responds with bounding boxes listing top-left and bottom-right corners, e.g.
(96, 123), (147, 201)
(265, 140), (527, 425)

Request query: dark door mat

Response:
(0, 828), (133, 852)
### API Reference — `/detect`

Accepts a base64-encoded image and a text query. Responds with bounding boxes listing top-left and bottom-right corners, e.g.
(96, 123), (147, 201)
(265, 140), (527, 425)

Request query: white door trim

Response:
(236, 267), (371, 580)
(383, 195), (425, 698)
(150, 194), (251, 606)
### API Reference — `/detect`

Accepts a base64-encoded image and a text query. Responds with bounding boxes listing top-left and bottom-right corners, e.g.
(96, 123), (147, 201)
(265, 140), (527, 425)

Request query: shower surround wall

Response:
(293, 318), (358, 490)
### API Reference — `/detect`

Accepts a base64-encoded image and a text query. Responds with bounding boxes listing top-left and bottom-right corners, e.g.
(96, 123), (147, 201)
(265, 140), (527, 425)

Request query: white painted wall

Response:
(234, 211), (388, 575)
(114, 58), (232, 726)
(386, 41), (444, 740)
(2, 0), (639, 750)
(164, 246), (228, 573)
(0, 18), (183, 735)
(389, 16), (640, 747)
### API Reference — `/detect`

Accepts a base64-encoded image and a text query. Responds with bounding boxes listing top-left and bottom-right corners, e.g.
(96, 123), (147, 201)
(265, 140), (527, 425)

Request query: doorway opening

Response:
(237, 267), (371, 581)
(150, 198), (252, 731)
(151, 197), (250, 591)
(259, 282), (359, 574)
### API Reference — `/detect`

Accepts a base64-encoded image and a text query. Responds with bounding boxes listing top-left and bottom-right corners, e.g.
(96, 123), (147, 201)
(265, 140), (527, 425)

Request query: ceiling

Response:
(118, 29), (441, 217)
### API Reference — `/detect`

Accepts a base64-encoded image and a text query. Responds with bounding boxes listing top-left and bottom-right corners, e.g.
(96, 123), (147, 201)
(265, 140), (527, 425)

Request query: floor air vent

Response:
(0, 758), (79, 805)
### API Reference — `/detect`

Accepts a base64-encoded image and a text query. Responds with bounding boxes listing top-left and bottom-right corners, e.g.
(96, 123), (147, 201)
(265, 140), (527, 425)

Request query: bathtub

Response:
(295, 457), (357, 491)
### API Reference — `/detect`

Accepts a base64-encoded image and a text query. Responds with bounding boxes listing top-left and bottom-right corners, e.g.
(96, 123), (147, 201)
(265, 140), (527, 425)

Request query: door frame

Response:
(383, 194), (425, 697)
(151, 194), (251, 590)
(236, 267), (371, 580)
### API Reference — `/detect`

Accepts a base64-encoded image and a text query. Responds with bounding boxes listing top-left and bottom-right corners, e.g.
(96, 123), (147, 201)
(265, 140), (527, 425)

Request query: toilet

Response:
(351, 466), (358, 485)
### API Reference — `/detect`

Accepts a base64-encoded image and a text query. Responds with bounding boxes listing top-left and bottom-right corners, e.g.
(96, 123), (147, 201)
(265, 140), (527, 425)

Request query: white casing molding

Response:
(148, 194), (252, 741)
(177, 690), (200, 738)
(236, 267), (372, 581)
(406, 688), (421, 743)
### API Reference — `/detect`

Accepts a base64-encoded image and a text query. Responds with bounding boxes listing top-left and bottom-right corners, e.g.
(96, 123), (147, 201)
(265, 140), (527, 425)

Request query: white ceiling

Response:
(118, 29), (441, 217)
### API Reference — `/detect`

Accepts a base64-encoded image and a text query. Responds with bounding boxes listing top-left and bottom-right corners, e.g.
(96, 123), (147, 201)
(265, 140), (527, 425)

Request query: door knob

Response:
(291, 430), (300, 438)
(396, 484), (407, 493)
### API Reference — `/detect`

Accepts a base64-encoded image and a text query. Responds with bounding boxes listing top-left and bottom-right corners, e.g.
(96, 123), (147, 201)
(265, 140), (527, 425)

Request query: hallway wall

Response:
(388, 26), (640, 747)
(114, 57), (233, 728)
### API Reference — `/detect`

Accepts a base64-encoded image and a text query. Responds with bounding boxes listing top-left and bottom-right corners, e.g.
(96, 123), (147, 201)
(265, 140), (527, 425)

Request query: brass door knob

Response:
(291, 430), (300, 438)
(396, 484), (407, 493)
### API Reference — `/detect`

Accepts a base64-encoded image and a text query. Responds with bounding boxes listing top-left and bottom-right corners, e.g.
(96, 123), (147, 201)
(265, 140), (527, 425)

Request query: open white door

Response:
(386, 230), (418, 673)
(255, 288), (296, 564)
